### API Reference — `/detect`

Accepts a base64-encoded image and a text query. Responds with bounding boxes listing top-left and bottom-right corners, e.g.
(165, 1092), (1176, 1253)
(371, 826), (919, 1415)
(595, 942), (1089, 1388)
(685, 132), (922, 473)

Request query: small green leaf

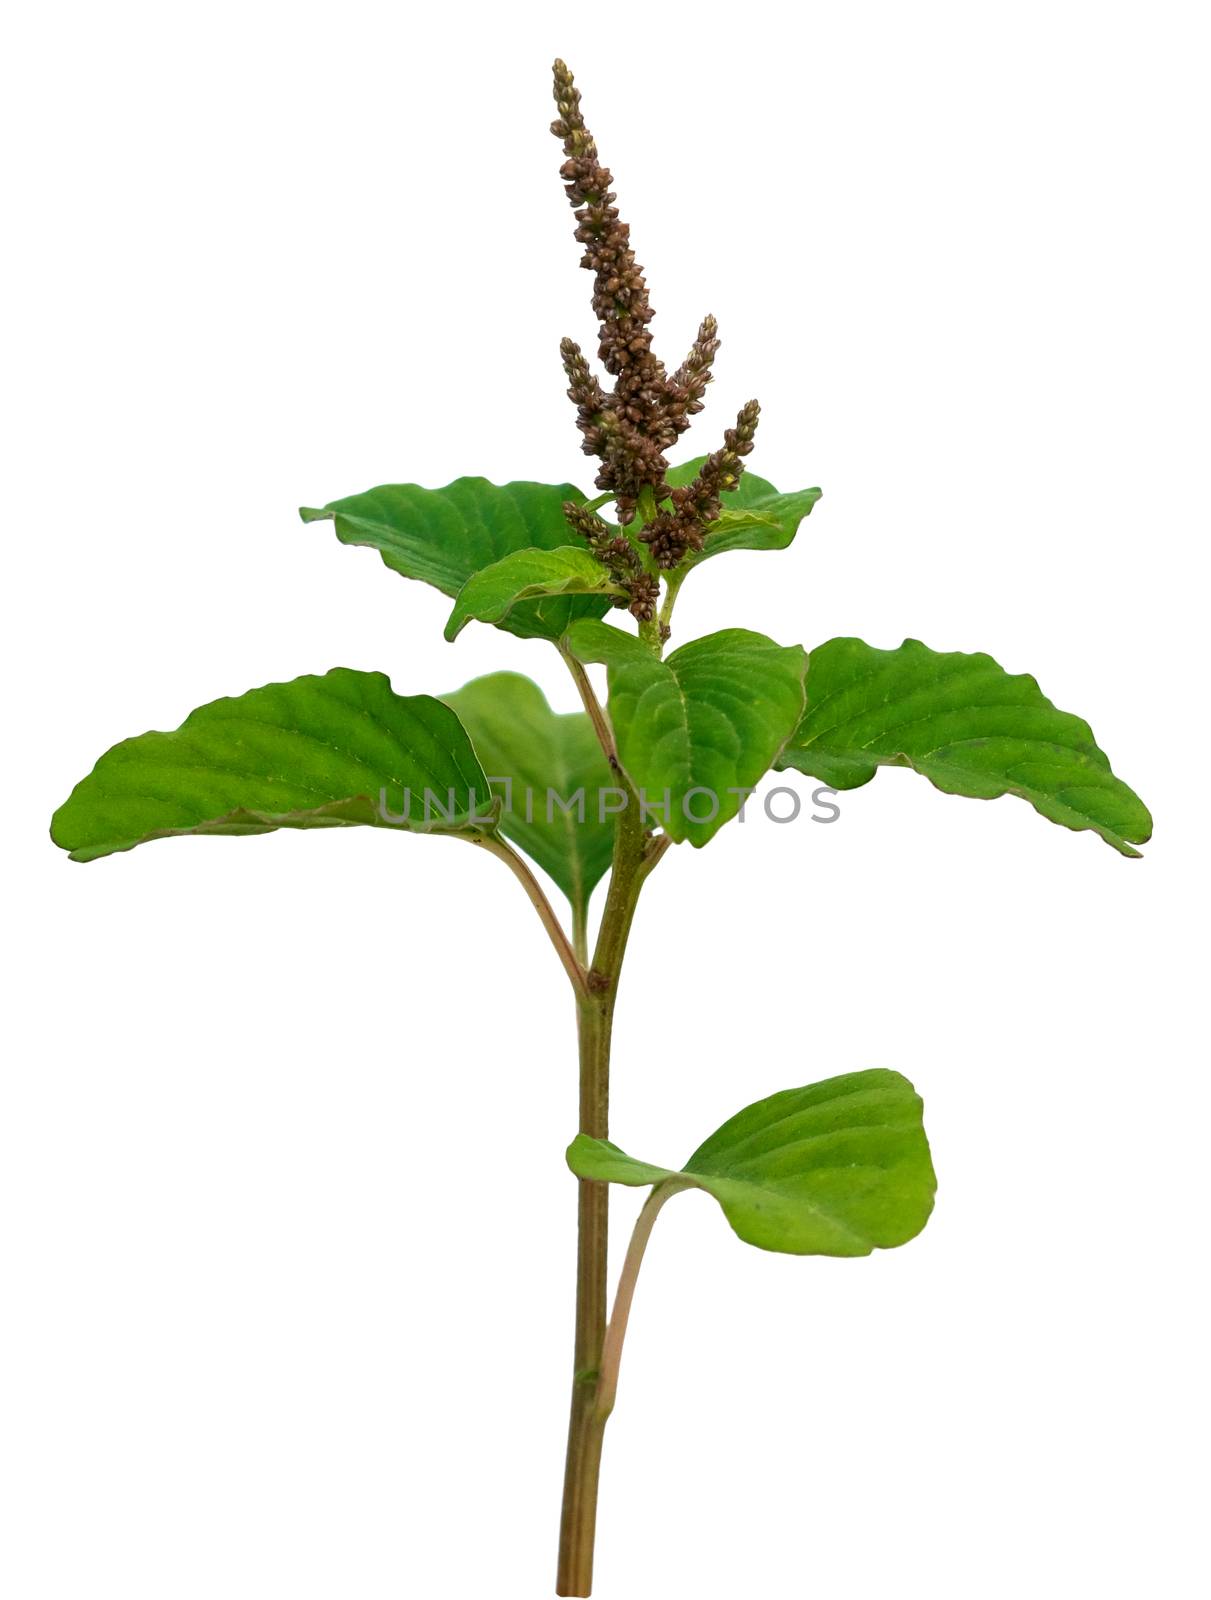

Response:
(562, 619), (653, 673)
(665, 460), (821, 564)
(564, 621), (807, 847)
(777, 637), (1152, 856)
(300, 478), (613, 641)
(442, 672), (615, 915)
(444, 546), (624, 641)
(567, 1070), (935, 1257)
(51, 669), (496, 862)
(566, 1143), (674, 1187)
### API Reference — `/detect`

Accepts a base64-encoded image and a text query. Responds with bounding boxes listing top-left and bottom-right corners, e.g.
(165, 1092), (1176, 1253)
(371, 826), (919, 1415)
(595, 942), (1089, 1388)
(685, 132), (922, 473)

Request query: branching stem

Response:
(556, 796), (669, 1596)
(553, 619), (675, 1592)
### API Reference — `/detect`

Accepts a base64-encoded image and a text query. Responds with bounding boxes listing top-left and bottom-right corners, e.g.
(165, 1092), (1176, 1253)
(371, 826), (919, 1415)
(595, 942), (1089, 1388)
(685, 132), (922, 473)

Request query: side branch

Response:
(468, 834), (589, 1000)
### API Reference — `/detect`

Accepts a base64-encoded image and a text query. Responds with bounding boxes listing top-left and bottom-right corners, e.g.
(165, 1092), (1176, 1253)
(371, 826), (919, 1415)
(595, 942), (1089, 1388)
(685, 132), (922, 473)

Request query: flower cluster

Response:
(562, 500), (660, 621)
(642, 400), (761, 569)
(550, 60), (759, 586)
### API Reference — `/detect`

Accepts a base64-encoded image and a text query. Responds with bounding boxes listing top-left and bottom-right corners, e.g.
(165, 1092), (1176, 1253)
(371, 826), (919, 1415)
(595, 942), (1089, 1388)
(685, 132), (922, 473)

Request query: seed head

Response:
(562, 499), (659, 620)
(550, 63), (759, 572)
(551, 60), (681, 522)
(640, 401), (762, 568)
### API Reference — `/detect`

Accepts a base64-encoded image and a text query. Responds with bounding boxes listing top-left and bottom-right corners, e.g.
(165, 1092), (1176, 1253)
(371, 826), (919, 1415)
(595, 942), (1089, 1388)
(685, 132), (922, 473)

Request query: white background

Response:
(3, 4), (1207, 1596)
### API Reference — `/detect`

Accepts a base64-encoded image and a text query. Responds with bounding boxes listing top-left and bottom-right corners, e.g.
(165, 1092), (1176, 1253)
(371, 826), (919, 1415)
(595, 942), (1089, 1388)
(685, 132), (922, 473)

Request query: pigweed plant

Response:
(52, 61), (1152, 1596)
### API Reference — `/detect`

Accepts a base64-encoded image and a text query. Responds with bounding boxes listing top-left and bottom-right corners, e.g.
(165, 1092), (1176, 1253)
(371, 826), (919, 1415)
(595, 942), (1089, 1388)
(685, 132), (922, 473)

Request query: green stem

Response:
(556, 798), (667, 1597)
(637, 615), (663, 654)
(571, 898), (590, 967)
(657, 565), (687, 646)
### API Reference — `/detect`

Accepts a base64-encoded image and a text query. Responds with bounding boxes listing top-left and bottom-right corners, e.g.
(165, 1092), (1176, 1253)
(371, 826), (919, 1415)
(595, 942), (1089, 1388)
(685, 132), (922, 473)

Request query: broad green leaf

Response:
(442, 672), (615, 914)
(664, 459), (821, 564)
(568, 1069), (935, 1257)
(564, 620), (807, 847)
(299, 477), (613, 641)
(777, 637), (1152, 857)
(444, 546), (624, 642)
(51, 669), (496, 863)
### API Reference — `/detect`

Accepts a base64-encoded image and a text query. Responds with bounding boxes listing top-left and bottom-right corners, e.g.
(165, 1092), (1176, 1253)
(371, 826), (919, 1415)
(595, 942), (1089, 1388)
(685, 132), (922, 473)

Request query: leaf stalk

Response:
(558, 643), (618, 768)
(595, 1177), (689, 1421)
(467, 833), (589, 1001)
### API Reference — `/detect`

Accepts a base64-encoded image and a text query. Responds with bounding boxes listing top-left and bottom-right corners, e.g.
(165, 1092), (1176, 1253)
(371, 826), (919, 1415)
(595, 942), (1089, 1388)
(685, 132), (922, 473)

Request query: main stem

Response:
(556, 791), (655, 1597)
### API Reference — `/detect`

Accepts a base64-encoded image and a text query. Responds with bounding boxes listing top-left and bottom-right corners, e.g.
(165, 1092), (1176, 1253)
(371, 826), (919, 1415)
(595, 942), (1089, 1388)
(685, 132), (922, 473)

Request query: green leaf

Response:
(777, 637), (1152, 857)
(665, 459), (821, 564)
(300, 478), (613, 641)
(567, 1069), (935, 1257)
(441, 672), (615, 915)
(444, 546), (624, 642)
(51, 669), (497, 863)
(564, 621), (807, 847)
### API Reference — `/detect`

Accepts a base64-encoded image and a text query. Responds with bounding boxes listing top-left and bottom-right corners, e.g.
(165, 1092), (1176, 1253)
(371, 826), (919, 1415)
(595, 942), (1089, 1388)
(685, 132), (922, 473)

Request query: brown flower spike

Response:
(551, 59), (759, 591)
